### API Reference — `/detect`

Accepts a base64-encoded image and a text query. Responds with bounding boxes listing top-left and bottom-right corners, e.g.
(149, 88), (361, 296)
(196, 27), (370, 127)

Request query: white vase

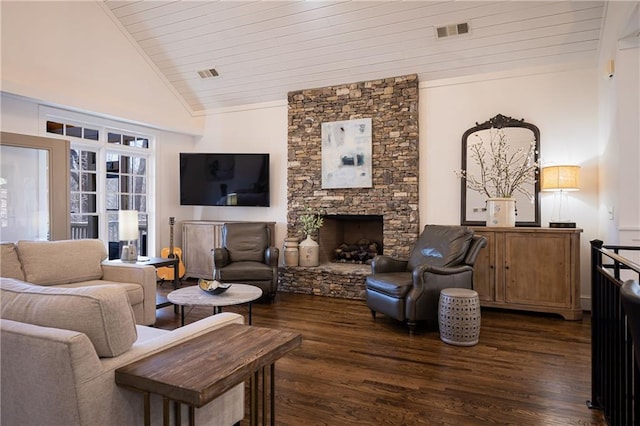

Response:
(486, 198), (516, 227)
(298, 235), (319, 267)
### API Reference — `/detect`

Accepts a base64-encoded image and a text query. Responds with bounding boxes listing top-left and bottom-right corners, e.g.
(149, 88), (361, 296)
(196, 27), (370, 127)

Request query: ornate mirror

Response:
(460, 114), (541, 227)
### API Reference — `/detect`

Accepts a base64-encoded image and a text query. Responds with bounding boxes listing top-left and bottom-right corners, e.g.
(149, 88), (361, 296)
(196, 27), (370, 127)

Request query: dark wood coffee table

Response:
(115, 323), (302, 426)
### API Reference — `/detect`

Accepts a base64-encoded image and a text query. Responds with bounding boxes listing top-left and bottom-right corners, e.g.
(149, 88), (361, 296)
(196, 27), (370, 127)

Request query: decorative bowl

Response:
(198, 279), (232, 295)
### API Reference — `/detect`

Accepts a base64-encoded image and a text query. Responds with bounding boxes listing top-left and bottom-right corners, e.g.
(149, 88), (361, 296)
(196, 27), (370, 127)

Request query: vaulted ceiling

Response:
(101, 1), (606, 113)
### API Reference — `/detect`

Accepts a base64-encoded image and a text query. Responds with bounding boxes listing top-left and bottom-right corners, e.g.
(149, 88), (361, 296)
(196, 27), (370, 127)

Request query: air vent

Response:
(197, 68), (219, 79)
(436, 22), (470, 39)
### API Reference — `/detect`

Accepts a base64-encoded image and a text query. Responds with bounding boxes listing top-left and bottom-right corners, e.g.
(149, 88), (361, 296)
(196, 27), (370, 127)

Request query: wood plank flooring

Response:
(155, 281), (606, 425)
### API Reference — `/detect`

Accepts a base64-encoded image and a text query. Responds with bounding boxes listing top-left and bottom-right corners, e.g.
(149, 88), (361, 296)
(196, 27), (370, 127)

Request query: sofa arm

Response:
(101, 263), (156, 325)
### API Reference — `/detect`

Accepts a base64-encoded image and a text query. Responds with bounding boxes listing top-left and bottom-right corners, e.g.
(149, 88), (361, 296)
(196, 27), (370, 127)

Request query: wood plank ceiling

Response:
(101, 1), (605, 113)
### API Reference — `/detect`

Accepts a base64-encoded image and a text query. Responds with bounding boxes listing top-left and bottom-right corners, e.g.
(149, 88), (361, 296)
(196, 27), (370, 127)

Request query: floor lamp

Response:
(540, 165), (580, 228)
(119, 210), (139, 262)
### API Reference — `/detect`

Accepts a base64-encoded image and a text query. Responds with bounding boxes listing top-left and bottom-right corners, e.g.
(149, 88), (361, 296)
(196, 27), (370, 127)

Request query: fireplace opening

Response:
(318, 215), (383, 264)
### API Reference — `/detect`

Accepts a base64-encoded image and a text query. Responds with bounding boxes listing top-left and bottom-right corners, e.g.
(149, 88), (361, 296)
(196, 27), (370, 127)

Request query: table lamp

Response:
(540, 165), (580, 228)
(119, 210), (139, 262)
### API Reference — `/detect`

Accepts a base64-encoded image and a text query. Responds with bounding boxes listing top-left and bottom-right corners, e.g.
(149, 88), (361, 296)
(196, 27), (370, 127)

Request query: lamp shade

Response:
(118, 210), (139, 241)
(540, 165), (580, 191)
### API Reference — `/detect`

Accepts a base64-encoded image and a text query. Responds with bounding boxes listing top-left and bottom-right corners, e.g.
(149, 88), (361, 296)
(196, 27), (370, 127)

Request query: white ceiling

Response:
(101, 1), (605, 113)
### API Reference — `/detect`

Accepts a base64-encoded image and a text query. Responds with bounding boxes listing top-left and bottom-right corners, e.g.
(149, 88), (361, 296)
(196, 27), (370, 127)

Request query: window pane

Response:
(134, 195), (146, 212)
(47, 121), (64, 135)
(81, 172), (96, 192)
(134, 176), (146, 193)
(120, 194), (132, 210)
(123, 135), (135, 146)
(120, 175), (131, 193)
(66, 125), (82, 138)
(120, 156), (131, 174)
(70, 193), (80, 213)
(70, 149), (80, 170)
(136, 138), (149, 149)
(70, 171), (79, 192)
(71, 214), (98, 239)
(82, 194), (97, 213)
(84, 128), (99, 141)
(132, 158), (146, 175)
(108, 132), (121, 144)
(82, 151), (96, 171)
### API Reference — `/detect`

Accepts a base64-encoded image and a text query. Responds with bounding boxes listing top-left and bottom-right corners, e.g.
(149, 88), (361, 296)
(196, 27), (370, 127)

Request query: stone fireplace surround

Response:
(278, 74), (420, 299)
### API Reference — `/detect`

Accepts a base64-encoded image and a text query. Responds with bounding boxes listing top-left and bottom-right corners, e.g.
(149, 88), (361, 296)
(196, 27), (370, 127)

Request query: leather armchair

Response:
(365, 225), (486, 333)
(213, 222), (279, 300)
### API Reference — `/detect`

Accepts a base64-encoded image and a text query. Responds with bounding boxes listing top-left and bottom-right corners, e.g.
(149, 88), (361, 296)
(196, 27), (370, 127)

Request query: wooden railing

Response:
(589, 240), (640, 425)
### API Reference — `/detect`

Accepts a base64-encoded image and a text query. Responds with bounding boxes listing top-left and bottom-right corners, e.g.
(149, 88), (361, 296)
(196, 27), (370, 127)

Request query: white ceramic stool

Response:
(438, 288), (481, 346)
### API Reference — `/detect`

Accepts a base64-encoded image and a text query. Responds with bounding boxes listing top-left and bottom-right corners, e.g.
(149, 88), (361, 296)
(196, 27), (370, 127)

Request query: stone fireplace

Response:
(279, 74), (420, 299)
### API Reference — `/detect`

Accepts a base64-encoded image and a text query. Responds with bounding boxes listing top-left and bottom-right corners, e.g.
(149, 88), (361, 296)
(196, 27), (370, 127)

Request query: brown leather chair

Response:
(620, 280), (640, 368)
(365, 225), (486, 333)
(213, 223), (279, 300)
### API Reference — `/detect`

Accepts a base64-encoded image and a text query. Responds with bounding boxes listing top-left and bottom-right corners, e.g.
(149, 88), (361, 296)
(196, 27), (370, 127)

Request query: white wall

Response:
(0, 1), (202, 135)
(422, 67), (599, 309)
(190, 103), (289, 248)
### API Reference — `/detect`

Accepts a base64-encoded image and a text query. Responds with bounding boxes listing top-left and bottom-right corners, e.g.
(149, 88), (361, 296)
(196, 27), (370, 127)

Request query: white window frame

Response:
(38, 105), (157, 255)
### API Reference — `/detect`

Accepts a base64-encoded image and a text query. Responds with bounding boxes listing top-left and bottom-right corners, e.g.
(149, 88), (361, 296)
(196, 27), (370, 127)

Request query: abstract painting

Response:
(321, 118), (372, 189)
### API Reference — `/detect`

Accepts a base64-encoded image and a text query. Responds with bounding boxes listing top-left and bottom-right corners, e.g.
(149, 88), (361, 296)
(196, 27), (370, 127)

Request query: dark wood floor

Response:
(156, 281), (606, 425)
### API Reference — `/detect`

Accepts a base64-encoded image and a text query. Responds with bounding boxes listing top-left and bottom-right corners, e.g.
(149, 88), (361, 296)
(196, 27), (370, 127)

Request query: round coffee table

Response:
(168, 283), (262, 326)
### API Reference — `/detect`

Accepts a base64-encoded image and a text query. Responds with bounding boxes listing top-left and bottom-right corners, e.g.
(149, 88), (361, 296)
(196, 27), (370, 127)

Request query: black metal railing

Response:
(589, 240), (640, 425)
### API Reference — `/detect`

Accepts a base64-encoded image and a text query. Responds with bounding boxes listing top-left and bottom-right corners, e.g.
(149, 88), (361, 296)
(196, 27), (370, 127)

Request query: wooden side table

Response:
(115, 324), (302, 426)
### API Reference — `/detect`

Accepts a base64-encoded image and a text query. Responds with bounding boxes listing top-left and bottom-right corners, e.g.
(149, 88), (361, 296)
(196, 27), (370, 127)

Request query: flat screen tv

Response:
(179, 153), (270, 207)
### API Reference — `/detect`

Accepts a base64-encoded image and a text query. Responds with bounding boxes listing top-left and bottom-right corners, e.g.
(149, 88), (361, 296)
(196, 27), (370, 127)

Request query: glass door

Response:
(0, 132), (69, 241)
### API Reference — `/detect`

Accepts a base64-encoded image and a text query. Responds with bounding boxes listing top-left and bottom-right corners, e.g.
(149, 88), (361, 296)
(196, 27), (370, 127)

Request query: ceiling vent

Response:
(197, 68), (219, 79)
(436, 22), (470, 39)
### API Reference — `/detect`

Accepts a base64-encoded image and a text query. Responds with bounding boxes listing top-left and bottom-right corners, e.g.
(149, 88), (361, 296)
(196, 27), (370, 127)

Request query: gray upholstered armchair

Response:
(213, 222), (279, 300)
(365, 225), (486, 333)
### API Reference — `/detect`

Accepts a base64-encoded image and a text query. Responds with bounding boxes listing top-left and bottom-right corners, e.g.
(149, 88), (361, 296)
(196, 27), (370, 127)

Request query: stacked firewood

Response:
(333, 239), (381, 264)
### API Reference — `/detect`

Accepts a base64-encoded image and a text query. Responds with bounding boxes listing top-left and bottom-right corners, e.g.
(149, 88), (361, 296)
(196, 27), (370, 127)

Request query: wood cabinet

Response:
(182, 221), (276, 279)
(472, 227), (582, 320)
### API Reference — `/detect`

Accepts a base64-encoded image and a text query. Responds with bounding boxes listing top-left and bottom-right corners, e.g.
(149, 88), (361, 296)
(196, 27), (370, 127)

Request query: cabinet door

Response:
(183, 223), (216, 279)
(472, 231), (495, 302)
(504, 232), (571, 307)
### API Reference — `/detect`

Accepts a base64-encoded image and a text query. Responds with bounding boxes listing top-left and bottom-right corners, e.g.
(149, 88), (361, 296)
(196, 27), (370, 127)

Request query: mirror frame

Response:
(460, 114), (541, 227)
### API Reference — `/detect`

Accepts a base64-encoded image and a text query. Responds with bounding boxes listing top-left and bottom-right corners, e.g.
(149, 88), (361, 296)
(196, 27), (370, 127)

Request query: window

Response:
(42, 108), (154, 258)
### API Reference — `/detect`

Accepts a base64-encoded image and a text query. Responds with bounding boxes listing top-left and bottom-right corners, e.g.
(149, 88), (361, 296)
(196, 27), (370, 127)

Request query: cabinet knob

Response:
(505, 265), (510, 270)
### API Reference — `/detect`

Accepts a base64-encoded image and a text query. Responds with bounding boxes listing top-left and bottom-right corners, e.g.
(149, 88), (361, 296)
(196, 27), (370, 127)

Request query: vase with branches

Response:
(457, 128), (540, 200)
(299, 207), (324, 239)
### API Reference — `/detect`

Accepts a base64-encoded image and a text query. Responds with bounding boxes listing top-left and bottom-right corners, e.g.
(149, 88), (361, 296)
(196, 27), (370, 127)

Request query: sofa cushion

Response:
(17, 239), (107, 285)
(0, 243), (25, 281)
(58, 280), (144, 305)
(0, 278), (137, 357)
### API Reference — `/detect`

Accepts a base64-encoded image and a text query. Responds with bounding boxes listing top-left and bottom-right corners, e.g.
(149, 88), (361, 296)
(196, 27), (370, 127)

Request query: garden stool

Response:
(438, 288), (481, 346)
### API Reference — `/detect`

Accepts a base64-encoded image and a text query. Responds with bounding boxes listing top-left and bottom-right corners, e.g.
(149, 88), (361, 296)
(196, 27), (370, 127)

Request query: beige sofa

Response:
(0, 278), (244, 425)
(0, 239), (156, 325)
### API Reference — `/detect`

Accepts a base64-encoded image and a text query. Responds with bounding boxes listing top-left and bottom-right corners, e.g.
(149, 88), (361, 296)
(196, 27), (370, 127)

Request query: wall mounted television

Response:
(179, 153), (270, 207)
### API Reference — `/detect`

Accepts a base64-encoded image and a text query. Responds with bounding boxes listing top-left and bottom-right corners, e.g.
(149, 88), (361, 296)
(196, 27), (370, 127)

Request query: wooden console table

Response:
(115, 323), (301, 426)
(471, 227), (583, 320)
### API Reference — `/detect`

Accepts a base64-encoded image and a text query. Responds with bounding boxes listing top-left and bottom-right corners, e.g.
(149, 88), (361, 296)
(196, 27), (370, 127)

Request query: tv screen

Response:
(180, 153), (270, 207)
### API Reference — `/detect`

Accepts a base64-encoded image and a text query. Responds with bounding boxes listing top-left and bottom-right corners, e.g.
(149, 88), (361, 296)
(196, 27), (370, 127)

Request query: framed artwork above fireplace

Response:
(321, 117), (372, 189)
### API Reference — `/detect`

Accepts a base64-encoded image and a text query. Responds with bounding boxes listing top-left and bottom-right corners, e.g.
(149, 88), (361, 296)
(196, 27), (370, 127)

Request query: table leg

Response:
(181, 305), (185, 327)
(189, 405), (195, 426)
(262, 367), (266, 426)
(251, 370), (259, 426)
(270, 364), (275, 426)
(249, 302), (253, 325)
(143, 392), (151, 426)
(163, 397), (170, 426)
(174, 401), (181, 426)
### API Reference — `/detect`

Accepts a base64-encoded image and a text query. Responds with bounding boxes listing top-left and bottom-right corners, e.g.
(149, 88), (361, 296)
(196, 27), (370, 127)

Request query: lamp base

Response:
(120, 244), (138, 262)
(549, 221), (576, 228)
